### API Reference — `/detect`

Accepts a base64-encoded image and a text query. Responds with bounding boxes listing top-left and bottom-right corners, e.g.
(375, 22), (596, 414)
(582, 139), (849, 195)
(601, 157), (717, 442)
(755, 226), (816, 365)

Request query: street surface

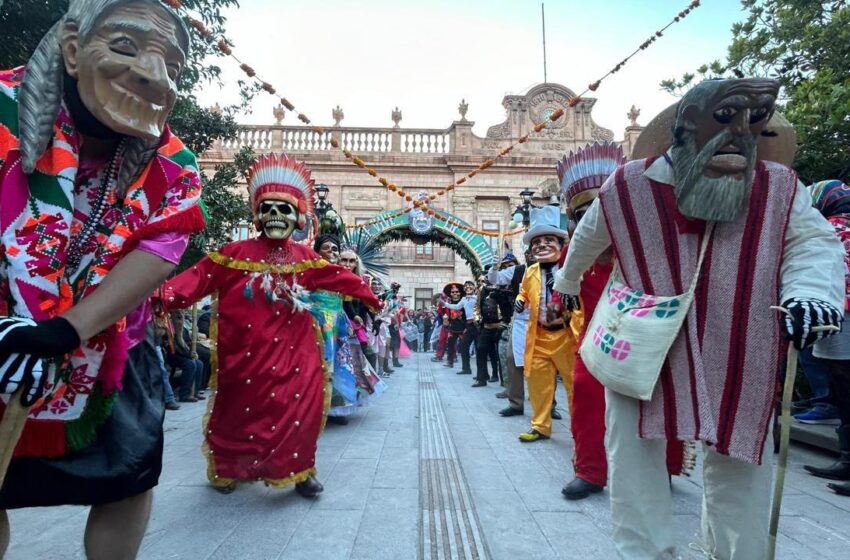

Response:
(7, 353), (850, 559)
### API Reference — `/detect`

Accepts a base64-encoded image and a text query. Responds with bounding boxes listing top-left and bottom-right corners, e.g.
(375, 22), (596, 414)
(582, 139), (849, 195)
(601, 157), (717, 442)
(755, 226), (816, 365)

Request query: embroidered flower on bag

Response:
(610, 339), (632, 360)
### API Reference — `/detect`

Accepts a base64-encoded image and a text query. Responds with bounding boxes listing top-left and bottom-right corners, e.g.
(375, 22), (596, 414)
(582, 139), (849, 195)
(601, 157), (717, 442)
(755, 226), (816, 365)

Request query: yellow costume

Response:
(517, 262), (576, 437)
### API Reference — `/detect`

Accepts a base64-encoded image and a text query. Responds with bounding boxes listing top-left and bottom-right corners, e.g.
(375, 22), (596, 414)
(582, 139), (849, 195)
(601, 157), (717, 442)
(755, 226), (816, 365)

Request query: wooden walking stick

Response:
(0, 392), (30, 488)
(766, 306), (839, 560)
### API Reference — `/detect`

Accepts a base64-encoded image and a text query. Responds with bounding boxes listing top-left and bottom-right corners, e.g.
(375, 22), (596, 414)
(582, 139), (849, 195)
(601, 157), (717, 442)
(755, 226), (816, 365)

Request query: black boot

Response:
(295, 476), (324, 498)
(804, 425), (850, 481)
(383, 357), (394, 374)
(828, 481), (850, 496)
(561, 477), (604, 500)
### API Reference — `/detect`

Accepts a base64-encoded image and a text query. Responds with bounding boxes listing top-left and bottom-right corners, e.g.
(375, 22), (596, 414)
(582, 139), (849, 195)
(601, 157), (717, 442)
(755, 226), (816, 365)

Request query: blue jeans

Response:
(799, 348), (834, 407)
(165, 353), (198, 400)
(155, 346), (176, 404)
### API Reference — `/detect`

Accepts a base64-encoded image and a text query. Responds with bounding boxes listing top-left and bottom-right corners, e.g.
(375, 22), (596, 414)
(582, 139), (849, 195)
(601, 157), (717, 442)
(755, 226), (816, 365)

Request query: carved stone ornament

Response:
(458, 99), (469, 122)
(392, 107), (402, 128)
(332, 105), (344, 127)
(273, 104), (285, 124)
(627, 105), (641, 127)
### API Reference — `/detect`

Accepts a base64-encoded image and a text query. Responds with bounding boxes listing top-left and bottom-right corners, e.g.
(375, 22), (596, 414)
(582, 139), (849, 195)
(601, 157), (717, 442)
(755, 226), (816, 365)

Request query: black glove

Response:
(0, 316), (81, 358)
(0, 316), (79, 406)
(0, 352), (46, 406)
(780, 298), (843, 350)
(559, 293), (581, 312)
(513, 299), (525, 315)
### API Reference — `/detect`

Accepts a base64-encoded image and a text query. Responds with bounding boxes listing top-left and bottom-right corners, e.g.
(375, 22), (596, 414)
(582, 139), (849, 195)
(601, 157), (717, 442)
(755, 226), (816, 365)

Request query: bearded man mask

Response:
(670, 78), (779, 222)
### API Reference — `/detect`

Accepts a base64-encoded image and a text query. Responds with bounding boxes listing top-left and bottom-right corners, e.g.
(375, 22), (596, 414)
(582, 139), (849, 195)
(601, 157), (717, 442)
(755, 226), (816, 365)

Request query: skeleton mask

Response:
(257, 200), (298, 240)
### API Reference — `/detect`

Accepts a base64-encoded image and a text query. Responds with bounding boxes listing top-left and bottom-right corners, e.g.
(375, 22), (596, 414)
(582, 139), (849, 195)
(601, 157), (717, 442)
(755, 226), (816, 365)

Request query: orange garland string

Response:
(565, 0), (701, 107)
(164, 0), (701, 223)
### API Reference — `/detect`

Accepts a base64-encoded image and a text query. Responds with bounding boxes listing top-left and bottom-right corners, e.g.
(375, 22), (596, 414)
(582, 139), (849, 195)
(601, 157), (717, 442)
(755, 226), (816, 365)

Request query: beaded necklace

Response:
(65, 138), (128, 278)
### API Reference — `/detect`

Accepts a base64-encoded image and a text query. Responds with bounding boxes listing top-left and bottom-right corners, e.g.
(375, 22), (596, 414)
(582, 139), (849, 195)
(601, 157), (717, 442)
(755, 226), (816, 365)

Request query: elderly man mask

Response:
(671, 78), (779, 222)
(60, 2), (186, 141)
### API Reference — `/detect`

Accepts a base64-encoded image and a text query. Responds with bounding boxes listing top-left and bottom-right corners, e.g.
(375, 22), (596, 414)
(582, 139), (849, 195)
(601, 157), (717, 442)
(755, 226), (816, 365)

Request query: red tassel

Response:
(98, 328), (130, 393)
(123, 206), (206, 255)
(0, 401), (68, 458)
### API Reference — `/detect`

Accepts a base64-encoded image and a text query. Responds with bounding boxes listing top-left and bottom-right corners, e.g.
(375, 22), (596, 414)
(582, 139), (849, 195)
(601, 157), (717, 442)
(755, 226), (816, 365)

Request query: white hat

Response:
(522, 205), (568, 245)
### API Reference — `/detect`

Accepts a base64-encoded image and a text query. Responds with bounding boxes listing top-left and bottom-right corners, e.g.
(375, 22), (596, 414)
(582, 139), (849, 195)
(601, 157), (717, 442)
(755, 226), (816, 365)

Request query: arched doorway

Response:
(357, 206), (497, 278)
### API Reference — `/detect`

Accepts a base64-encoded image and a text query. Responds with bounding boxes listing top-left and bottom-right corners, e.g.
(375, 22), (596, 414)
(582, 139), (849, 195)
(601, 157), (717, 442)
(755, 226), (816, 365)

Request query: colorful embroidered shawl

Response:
(0, 66), (205, 457)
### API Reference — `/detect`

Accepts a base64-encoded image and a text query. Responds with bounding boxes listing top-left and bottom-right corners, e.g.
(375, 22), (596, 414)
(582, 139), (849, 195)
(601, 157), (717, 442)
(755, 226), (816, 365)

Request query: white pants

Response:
(605, 389), (773, 560)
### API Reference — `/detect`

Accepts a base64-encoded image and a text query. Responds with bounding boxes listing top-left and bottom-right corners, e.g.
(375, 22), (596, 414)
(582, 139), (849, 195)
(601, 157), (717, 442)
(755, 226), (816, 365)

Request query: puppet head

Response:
(247, 153), (316, 240)
(19, 0), (190, 187)
(557, 142), (626, 234)
(313, 233), (341, 264)
(522, 206), (568, 264)
(670, 78), (779, 222)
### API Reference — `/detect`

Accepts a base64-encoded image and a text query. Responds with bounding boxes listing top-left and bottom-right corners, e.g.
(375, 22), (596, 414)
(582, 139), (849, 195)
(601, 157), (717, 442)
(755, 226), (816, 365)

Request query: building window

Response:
(415, 242), (434, 259)
(415, 288), (433, 310)
(481, 220), (500, 250)
(232, 222), (254, 241)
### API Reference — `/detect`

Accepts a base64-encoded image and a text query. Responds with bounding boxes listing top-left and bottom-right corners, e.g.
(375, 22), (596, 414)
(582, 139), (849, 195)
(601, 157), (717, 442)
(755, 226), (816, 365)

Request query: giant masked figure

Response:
(556, 142), (689, 502)
(157, 153), (381, 499)
(555, 78), (845, 559)
(0, 1), (204, 558)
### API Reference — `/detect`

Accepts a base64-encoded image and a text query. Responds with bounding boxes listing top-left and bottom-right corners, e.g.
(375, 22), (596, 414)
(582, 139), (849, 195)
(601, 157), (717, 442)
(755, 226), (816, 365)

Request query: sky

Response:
(196, 0), (747, 139)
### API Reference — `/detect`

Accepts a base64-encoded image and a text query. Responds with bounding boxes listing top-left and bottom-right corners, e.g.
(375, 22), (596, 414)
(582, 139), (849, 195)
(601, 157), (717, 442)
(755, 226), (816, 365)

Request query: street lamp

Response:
(315, 184), (330, 219)
(508, 187), (536, 229)
(314, 183), (343, 235)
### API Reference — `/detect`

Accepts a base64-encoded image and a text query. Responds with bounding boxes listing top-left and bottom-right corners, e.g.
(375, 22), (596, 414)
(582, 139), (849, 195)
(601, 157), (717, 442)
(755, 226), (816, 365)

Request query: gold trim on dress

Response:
(208, 252), (328, 274)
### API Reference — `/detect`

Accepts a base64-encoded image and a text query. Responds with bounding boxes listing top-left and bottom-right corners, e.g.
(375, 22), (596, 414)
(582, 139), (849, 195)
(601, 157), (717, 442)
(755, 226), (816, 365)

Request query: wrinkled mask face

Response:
(318, 240), (340, 264)
(370, 279), (384, 295)
(671, 78), (778, 222)
(531, 234), (561, 263)
(339, 251), (358, 272)
(257, 200), (298, 240)
(62, 3), (186, 140)
(448, 287), (461, 302)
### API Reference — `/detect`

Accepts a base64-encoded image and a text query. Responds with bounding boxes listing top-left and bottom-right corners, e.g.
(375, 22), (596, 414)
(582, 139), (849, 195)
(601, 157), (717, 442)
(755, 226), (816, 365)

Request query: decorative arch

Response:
(358, 208), (497, 277)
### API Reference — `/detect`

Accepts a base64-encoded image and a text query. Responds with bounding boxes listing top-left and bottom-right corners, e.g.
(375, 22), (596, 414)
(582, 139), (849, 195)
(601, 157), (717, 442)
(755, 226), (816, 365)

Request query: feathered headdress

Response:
(343, 229), (389, 278)
(247, 153), (315, 229)
(556, 142), (626, 207)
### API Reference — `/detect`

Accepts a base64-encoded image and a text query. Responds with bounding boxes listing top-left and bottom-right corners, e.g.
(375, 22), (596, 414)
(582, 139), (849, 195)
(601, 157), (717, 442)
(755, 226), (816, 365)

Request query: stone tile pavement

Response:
(6, 352), (850, 559)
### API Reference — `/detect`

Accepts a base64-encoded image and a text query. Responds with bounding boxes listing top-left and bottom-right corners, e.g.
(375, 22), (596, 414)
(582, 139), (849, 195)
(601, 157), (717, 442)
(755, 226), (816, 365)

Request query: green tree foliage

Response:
(180, 146), (255, 270)
(0, 0), (258, 265)
(660, 0), (850, 183)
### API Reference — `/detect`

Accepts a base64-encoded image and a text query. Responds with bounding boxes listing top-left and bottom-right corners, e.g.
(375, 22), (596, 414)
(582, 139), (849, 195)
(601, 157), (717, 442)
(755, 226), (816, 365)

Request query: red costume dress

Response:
(160, 236), (379, 488)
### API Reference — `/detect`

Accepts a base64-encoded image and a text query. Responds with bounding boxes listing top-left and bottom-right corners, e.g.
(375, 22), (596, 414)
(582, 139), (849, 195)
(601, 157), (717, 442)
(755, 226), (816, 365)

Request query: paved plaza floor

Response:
(7, 352), (850, 559)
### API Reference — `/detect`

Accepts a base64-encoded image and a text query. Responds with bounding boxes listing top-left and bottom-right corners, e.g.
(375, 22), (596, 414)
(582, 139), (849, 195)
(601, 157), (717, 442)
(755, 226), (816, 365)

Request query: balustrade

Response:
(220, 125), (450, 155)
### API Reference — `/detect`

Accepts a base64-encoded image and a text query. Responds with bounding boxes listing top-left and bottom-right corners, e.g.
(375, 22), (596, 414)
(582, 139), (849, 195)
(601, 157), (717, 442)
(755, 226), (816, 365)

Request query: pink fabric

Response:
(137, 232), (190, 265)
(125, 232), (190, 348)
(399, 338), (411, 358)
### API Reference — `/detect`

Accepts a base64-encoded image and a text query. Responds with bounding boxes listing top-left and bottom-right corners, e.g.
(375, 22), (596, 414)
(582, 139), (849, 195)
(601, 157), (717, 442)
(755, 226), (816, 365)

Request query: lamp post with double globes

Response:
(508, 187), (536, 229)
(314, 183), (344, 235)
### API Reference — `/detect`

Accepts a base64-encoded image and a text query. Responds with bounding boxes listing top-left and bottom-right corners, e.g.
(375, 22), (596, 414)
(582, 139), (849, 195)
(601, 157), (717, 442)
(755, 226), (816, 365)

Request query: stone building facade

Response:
(199, 82), (643, 307)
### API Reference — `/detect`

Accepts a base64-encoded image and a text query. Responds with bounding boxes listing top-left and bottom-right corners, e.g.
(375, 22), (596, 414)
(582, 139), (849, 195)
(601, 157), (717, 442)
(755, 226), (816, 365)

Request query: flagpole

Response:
(541, 3), (548, 83)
